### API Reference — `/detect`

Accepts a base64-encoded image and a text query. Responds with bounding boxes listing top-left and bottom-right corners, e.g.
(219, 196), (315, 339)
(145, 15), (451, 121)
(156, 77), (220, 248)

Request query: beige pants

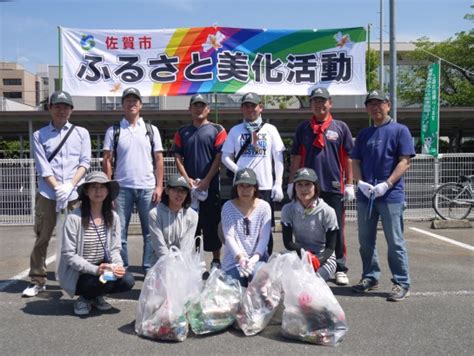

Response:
(29, 193), (76, 286)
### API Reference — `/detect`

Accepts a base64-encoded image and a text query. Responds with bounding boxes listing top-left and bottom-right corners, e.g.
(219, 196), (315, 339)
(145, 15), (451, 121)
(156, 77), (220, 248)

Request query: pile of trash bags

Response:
(135, 247), (348, 346)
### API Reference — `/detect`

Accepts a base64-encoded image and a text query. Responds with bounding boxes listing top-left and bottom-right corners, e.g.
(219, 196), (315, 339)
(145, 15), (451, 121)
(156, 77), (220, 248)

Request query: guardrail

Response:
(1, 153), (473, 225)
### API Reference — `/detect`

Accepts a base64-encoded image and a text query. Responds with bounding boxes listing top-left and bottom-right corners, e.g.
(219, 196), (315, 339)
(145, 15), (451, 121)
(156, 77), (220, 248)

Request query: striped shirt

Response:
(82, 222), (106, 265)
(221, 199), (271, 272)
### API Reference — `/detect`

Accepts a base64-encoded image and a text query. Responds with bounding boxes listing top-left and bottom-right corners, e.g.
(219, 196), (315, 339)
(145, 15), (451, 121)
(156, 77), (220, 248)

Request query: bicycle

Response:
(432, 175), (474, 220)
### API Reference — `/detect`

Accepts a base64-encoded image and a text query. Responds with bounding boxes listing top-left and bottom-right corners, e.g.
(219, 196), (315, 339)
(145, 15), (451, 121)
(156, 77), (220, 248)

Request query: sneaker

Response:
(387, 284), (410, 302)
(22, 284), (46, 297)
(210, 259), (221, 270)
(91, 296), (112, 311)
(352, 278), (379, 293)
(335, 272), (349, 286)
(74, 296), (92, 316)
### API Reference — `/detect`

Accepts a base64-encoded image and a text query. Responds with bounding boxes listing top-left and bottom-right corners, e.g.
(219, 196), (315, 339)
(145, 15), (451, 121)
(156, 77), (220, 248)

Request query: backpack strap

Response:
(145, 122), (156, 172)
(111, 124), (120, 179)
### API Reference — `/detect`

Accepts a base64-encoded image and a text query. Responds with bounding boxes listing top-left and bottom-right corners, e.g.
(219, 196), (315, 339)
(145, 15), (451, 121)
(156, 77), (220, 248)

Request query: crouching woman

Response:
(57, 171), (134, 316)
(148, 174), (199, 262)
(221, 168), (271, 287)
(281, 168), (338, 281)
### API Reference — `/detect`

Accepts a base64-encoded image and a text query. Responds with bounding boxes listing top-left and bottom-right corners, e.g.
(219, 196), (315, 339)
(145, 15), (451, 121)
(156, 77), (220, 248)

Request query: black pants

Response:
(258, 189), (274, 255)
(320, 191), (348, 273)
(75, 271), (135, 300)
(196, 190), (222, 252)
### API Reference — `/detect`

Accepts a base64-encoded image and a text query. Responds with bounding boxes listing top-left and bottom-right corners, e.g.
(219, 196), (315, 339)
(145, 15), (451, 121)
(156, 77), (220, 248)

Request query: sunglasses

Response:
(243, 217), (250, 236)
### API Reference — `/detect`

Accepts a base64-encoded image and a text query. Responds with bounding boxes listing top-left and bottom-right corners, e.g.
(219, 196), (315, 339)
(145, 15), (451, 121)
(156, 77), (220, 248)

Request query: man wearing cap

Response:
(172, 94), (227, 270)
(23, 91), (91, 297)
(221, 92), (285, 254)
(288, 87), (354, 286)
(102, 87), (164, 274)
(351, 90), (415, 302)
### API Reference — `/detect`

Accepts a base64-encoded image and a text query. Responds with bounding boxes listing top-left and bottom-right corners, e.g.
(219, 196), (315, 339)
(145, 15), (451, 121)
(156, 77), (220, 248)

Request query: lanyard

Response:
(90, 215), (111, 263)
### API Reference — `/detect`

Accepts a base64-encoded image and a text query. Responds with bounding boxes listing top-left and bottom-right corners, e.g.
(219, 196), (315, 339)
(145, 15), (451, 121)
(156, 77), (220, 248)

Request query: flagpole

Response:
(434, 59), (441, 190)
(58, 26), (62, 90)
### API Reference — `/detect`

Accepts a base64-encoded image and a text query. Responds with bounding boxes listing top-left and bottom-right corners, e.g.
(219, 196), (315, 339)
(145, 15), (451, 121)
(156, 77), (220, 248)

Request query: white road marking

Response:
(409, 227), (474, 251)
(0, 255), (56, 291)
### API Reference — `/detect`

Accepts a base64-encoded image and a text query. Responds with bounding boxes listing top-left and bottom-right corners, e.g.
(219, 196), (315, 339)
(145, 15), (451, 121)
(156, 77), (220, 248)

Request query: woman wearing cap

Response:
(57, 171), (135, 316)
(281, 168), (338, 281)
(148, 174), (198, 262)
(221, 168), (271, 287)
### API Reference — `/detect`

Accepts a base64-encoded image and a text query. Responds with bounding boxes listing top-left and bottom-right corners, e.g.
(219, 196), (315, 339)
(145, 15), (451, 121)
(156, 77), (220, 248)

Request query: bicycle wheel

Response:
(432, 183), (473, 220)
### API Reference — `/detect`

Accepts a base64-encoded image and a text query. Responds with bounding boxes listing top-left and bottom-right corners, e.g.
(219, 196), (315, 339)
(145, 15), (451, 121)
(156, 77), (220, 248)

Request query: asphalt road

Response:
(0, 221), (473, 355)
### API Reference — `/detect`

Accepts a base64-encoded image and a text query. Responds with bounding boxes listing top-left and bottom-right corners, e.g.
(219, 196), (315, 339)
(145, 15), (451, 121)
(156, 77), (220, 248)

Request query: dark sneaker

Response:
(210, 259), (221, 270)
(352, 278), (379, 293)
(74, 296), (92, 316)
(91, 296), (112, 311)
(387, 284), (410, 302)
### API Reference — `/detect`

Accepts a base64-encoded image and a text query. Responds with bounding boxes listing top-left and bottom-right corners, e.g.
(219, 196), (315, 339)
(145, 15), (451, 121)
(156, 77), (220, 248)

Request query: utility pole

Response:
(389, 0), (397, 121)
(380, 0), (384, 90)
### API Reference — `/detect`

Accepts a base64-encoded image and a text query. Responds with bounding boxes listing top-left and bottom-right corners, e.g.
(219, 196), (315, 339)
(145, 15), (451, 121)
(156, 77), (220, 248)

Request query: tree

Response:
(398, 6), (474, 107)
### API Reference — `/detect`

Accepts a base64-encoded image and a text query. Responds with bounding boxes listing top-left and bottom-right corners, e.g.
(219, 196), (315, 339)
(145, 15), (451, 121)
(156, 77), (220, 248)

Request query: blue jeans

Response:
(115, 188), (156, 273)
(356, 200), (410, 289)
(225, 261), (266, 288)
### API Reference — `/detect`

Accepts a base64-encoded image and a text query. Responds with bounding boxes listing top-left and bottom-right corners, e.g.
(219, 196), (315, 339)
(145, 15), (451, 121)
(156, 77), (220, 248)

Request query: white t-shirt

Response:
(222, 122), (285, 190)
(103, 117), (163, 189)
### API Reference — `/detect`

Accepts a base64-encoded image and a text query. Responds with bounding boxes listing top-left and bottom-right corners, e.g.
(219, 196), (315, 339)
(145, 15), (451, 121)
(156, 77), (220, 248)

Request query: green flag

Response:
(421, 62), (440, 157)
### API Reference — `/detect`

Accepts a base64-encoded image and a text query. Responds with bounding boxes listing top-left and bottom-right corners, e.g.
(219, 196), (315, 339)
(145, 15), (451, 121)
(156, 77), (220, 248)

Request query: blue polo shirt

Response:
(173, 122), (227, 192)
(291, 116), (353, 194)
(351, 119), (415, 203)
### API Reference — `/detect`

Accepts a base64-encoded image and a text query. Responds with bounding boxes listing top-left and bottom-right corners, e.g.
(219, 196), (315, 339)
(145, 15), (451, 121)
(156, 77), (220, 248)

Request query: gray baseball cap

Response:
(234, 168), (258, 186)
(241, 92), (261, 105)
(189, 94), (209, 106)
(49, 91), (74, 108)
(122, 87), (142, 103)
(364, 90), (389, 105)
(309, 87), (331, 100)
(293, 168), (319, 183)
(166, 175), (191, 190)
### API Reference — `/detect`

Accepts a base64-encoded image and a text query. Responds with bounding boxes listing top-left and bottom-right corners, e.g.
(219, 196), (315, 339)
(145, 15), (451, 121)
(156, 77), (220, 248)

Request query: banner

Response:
(61, 26), (366, 97)
(421, 62), (440, 157)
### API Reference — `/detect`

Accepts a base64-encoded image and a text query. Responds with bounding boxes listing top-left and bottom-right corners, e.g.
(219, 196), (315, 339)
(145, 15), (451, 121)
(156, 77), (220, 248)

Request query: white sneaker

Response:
(91, 296), (112, 311)
(22, 284), (46, 297)
(74, 296), (92, 316)
(335, 272), (349, 286)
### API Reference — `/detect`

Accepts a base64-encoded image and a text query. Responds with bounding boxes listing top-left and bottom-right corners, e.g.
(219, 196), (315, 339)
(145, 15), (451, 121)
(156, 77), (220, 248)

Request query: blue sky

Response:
(0, 0), (472, 73)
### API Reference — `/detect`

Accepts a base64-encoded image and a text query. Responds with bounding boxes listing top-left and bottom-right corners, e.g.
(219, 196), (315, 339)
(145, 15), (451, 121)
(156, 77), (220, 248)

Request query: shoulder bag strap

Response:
(235, 122), (265, 164)
(48, 125), (76, 162)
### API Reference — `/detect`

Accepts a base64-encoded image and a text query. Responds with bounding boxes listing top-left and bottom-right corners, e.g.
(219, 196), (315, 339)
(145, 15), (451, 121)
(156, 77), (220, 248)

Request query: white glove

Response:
(55, 182), (74, 201)
(237, 256), (251, 278)
(372, 181), (390, 198)
(344, 184), (355, 202)
(271, 183), (284, 202)
(55, 196), (68, 212)
(246, 254), (260, 274)
(286, 183), (294, 199)
(357, 180), (374, 199)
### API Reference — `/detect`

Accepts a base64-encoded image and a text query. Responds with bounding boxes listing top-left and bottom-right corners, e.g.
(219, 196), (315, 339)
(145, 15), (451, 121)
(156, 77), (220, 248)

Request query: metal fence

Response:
(1, 153), (473, 225)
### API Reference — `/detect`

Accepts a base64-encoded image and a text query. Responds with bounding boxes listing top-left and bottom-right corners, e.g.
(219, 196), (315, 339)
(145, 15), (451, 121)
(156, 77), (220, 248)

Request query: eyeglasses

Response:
(243, 217), (250, 236)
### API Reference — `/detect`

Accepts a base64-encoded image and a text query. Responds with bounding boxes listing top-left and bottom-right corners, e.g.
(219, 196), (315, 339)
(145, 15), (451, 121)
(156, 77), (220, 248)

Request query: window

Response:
(3, 92), (22, 99)
(3, 78), (22, 85)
